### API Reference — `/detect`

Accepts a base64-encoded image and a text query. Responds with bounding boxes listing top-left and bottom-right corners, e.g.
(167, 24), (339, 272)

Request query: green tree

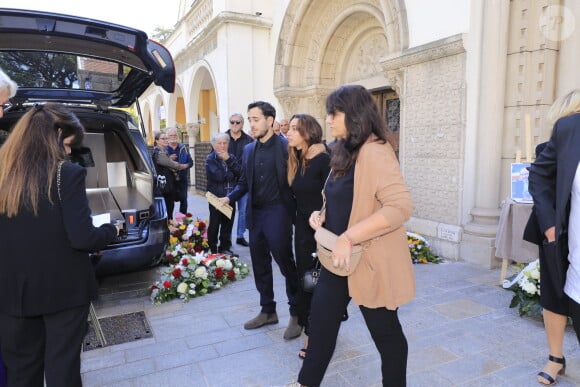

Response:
(151, 27), (174, 42)
(0, 52), (77, 88)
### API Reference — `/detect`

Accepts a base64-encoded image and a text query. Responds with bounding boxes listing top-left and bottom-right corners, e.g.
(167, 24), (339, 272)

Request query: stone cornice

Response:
(173, 11), (272, 64)
(273, 85), (335, 99)
(381, 33), (466, 71)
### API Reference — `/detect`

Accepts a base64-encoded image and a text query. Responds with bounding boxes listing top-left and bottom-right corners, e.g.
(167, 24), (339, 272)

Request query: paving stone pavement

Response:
(84, 191), (580, 387)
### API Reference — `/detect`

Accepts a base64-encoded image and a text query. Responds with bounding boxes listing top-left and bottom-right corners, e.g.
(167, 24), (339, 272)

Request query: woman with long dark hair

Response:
(290, 85), (415, 386)
(0, 103), (118, 386)
(286, 113), (330, 359)
(529, 89), (580, 385)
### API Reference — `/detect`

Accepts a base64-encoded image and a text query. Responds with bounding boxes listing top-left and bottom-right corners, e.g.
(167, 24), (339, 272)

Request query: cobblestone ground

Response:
(83, 192), (580, 387)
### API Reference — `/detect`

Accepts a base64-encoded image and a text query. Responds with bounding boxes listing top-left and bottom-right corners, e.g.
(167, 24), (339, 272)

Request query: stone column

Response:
(461, 0), (510, 267)
(186, 123), (199, 189)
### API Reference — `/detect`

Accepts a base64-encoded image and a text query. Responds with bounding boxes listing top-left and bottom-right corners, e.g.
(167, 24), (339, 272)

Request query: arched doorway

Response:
(371, 88), (400, 156)
(274, 0), (408, 140)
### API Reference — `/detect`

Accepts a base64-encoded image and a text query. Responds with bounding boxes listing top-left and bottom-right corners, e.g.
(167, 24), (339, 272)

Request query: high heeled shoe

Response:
(537, 355), (566, 386)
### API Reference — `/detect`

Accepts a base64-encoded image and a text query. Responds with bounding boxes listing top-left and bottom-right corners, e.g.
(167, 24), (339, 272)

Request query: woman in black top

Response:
(153, 131), (188, 220)
(0, 103), (119, 386)
(287, 114), (330, 359)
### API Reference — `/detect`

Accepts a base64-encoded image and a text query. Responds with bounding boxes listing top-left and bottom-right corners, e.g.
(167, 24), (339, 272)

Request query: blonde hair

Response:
(547, 89), (580, 125)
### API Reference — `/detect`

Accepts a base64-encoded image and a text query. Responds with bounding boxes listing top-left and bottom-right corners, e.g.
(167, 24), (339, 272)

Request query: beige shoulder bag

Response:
(314, 171), (362, 276)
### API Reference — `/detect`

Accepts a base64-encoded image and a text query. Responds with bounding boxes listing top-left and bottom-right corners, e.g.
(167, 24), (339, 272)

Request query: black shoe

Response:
(219, 248), (235, 256)
(537, 355), (566, 385)
(236, 237), (249, 247)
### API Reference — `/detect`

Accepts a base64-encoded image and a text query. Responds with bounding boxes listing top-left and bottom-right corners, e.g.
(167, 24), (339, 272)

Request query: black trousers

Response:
(298, 268), (408, 387)
(164, 193), (175, 220)
(207, 202), (236, 253)
(249, 203), (299, 315)
(0, 304), (90, 387)
(175, 179), (189, 215)
(294, 213), (317, 333)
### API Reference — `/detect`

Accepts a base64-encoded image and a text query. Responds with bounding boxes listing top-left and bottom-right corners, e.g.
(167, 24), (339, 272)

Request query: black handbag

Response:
(302, 255), (321, 293)
(153, 148), (177, 197)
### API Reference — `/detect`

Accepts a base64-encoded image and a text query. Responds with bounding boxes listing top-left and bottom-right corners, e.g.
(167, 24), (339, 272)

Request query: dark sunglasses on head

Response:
(230, 120), (241, 125)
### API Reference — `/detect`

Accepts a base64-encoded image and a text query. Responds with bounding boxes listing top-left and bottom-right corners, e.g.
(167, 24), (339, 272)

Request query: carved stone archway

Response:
(274, 0), (408, 124)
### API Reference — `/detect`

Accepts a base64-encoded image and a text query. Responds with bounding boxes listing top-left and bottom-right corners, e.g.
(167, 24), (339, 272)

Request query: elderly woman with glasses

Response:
(153, 130), (189, 219)
(0, 68), (17, 118)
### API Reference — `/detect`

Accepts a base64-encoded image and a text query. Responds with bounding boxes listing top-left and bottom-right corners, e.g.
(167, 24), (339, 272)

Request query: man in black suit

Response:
(220, 101), (301, 340)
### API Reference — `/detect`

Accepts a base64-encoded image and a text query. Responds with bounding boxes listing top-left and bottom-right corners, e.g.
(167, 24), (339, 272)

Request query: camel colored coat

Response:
(347, 138), (415, 309)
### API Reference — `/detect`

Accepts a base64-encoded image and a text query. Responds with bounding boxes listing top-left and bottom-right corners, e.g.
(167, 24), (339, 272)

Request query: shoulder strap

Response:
(56, 161), (65, 201)
(320, 169), (332, 215)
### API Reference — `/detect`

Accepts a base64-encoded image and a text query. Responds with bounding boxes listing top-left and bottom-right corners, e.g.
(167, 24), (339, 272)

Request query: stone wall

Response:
(501, 0), (559, 199)
(383, 35), (466, 260)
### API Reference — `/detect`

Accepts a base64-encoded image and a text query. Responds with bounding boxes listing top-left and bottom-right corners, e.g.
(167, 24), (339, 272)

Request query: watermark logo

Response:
(539, 5), (575, 42)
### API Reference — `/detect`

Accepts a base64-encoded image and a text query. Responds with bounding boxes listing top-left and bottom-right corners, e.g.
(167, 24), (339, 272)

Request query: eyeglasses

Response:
(1, 102), (12, 111)
(230, 120), (241, 125)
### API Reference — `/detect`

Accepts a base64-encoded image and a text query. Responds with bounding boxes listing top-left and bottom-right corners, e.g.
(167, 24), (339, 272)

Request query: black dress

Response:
(291, 151), (330, 333)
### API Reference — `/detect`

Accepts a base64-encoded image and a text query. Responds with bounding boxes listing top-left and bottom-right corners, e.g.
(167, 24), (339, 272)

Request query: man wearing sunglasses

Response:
(226, 113), (253, 247)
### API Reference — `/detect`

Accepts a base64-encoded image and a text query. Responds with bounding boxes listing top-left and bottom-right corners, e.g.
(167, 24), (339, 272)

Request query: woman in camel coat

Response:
(293, 85), (414, 387)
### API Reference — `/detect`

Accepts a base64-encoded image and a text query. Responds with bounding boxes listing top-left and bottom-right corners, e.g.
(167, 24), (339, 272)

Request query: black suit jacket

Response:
(0, 162), (117, 316)
(228, 134), (295, 229)
(523, 142), (547, 245)
(529, 114), (580, 242)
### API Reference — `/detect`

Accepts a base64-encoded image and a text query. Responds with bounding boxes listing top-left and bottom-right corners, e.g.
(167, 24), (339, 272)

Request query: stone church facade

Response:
(138, 0), (579, 268)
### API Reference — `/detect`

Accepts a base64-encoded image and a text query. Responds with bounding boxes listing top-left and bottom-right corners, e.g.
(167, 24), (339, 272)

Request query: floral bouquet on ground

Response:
(406, 232), (441, 264)
(503, 259), (541, 317)
(151, 253), (250, 304)
(151, 213), (250, 304)
(164, 212), (210, 265)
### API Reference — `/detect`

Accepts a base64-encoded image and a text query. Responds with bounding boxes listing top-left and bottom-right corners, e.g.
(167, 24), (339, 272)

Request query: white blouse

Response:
(565, 162), (580, 303)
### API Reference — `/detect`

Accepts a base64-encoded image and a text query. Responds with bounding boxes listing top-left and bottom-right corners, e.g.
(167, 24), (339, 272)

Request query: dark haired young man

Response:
(220, 101), (301, 340)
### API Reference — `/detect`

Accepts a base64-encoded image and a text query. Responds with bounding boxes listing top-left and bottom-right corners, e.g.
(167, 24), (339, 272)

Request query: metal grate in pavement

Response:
(83, 311), (153, 351)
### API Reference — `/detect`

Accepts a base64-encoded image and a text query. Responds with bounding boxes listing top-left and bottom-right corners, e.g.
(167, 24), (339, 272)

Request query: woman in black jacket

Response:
(0, 103), (119, 387)
(153, 130), (188, 220)
(529, 90), (580, 385)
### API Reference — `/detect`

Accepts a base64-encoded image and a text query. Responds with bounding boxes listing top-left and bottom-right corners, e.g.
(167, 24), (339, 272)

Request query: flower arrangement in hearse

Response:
(164, 212), (210, 264)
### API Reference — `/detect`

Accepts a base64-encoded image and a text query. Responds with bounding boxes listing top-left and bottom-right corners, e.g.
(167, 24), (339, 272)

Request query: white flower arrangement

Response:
(503, 259), (541, 317)
(150, 253), (250, 304)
